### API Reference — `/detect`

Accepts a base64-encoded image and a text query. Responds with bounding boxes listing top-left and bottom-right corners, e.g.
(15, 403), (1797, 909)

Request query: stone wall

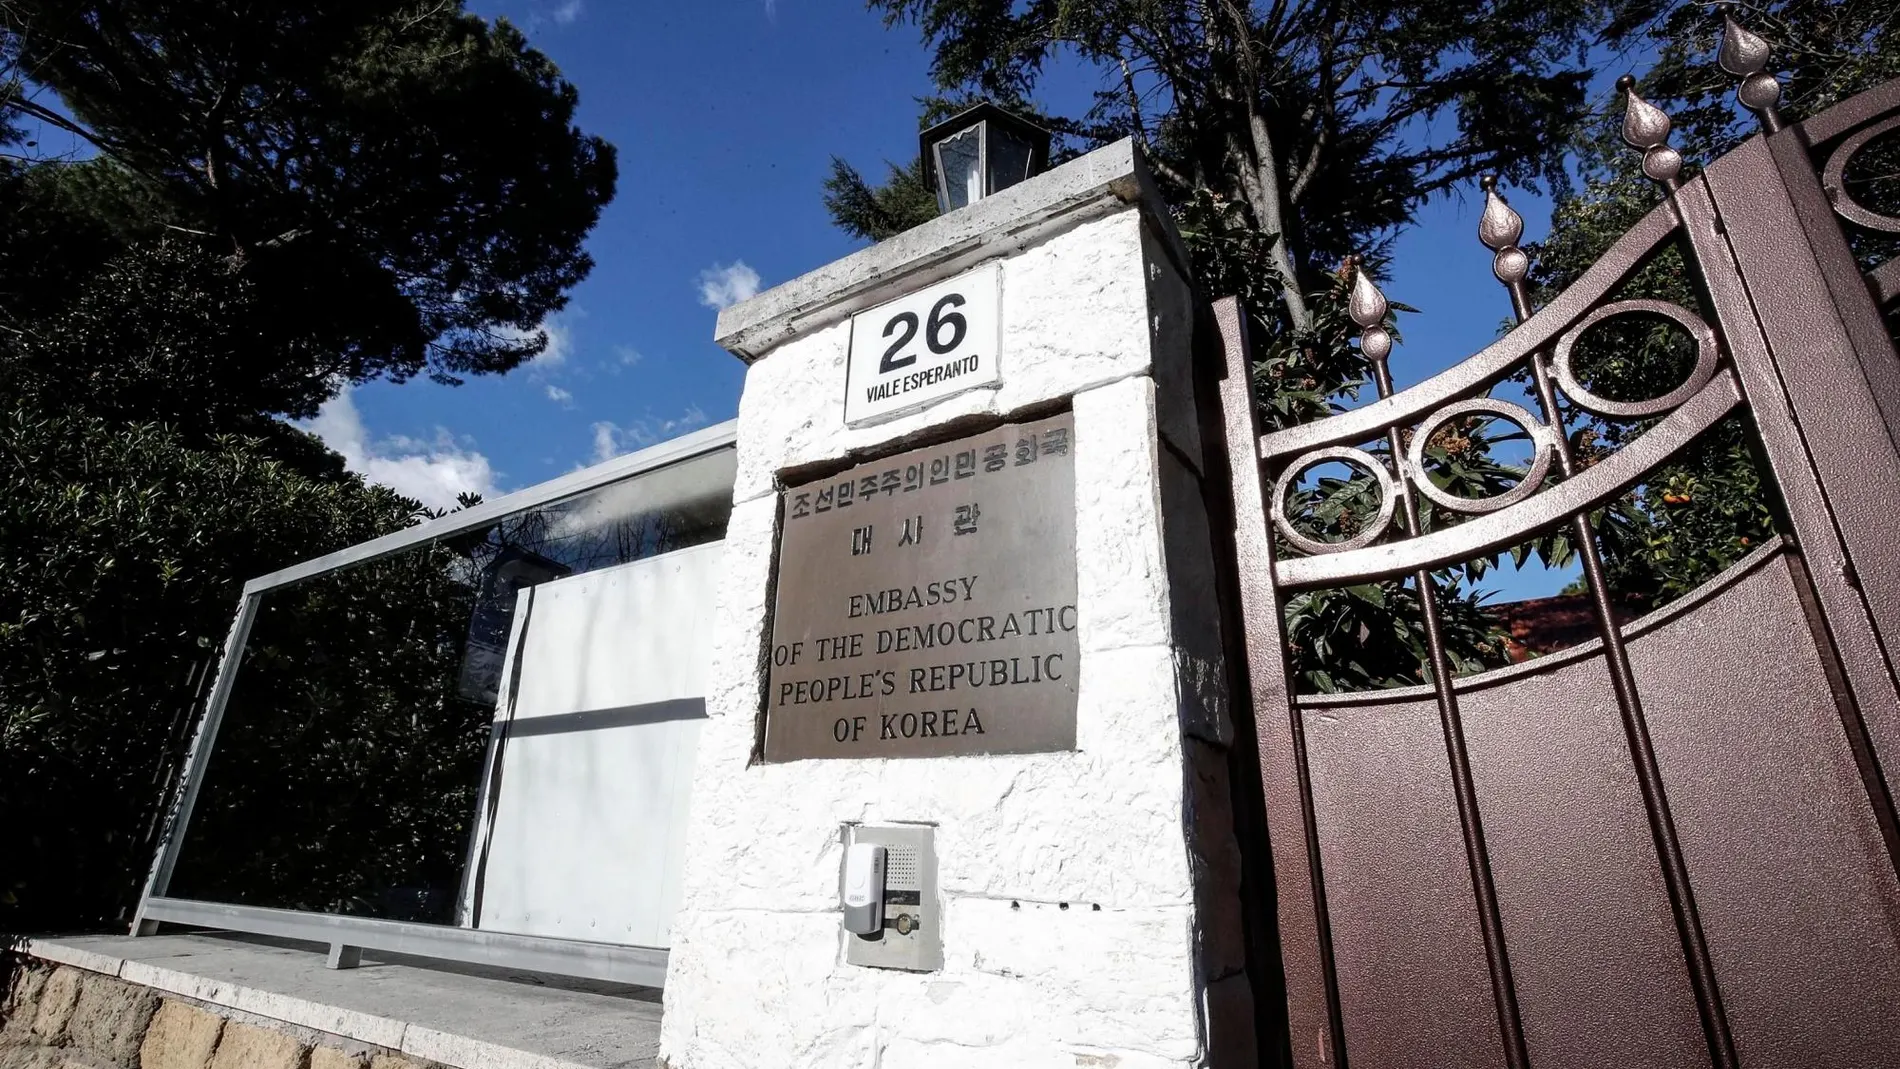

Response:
(0, 957), (441, 1069)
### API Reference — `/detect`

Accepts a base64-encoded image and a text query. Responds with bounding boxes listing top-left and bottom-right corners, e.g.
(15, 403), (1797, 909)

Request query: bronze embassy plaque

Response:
(764, 412), (1078, 760)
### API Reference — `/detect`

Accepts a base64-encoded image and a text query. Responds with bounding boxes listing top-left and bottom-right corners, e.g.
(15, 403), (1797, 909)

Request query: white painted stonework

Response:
(660, 142), (1250, 1069)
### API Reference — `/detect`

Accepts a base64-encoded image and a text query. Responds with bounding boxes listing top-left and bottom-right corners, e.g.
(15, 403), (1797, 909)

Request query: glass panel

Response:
(985, 128), (1035, 194)
(168, 446), (736, 922)
(451, 449), (736, 704)
(934, 126), (983, 211)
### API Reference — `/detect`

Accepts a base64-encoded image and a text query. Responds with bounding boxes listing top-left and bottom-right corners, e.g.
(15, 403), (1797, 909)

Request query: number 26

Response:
(880, 293), (968, 373)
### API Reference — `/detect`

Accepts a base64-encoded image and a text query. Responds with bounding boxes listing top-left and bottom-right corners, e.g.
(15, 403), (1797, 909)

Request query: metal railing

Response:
(131, 419), (739, 985)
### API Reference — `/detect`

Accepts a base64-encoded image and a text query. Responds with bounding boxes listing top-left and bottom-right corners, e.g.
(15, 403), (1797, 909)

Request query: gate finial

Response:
(1348, 270), (1392, 363)
(1478, 176), (1533, 321)
(1618, 75), (1684, 191)
(1478, 176), (1529, 284)
(1719, 11), (1784, 134)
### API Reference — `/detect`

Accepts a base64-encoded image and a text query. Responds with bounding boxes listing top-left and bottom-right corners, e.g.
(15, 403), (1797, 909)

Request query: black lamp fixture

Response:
(920, 102), (1053, 215)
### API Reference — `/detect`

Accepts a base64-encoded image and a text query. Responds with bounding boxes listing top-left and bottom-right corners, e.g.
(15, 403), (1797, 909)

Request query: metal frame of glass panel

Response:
(130, 420), (738, 987)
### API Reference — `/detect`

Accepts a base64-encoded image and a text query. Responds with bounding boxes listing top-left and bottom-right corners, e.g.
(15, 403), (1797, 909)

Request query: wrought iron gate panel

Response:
(1211, 18), (1900, 1069)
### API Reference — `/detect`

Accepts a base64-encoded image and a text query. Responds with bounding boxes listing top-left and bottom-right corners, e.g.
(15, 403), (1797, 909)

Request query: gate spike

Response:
(1477, 177), (1531, 295)
(1618, 75), (1672, 150)
(1348, 270), (1392, 364)
(1718, 11), (1784, 133)
(1477, 175), (1525, 252)
(1618, 75), (1684, 191)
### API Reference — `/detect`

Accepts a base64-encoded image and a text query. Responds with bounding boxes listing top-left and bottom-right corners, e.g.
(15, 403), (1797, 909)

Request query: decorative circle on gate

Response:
(1552, 299), (1720, 419)
(1269, 446), (1398, 556)
(1405, 398), (1557, 515)
(1823, 115), (1900, 234)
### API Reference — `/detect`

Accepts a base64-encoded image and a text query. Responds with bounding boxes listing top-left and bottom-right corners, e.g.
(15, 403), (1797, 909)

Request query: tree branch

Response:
(1287, 126), (1327, 204)
(1217, 0), (1311, 329)
(1117, 51), (1193, 191)
(1289, 13), (1340, 206)
(2, 95), (120, 161)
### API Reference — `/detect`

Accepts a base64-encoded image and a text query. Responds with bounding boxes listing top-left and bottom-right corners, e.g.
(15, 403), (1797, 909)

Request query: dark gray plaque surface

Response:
(764, 412), (1078, 760)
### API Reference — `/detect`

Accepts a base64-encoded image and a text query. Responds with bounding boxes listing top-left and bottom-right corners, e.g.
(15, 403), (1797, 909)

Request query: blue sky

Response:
(295, 1), (1583, 599)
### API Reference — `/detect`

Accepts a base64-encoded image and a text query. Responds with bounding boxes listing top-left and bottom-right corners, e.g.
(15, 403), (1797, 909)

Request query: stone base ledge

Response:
(3, 935), (659, 1069)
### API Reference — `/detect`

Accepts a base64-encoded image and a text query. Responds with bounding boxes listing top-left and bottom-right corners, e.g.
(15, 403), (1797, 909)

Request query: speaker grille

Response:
(886, 846), (920, 889)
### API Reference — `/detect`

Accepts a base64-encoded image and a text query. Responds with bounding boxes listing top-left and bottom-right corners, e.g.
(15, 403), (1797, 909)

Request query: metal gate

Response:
(1210, 20), (1900, 1069)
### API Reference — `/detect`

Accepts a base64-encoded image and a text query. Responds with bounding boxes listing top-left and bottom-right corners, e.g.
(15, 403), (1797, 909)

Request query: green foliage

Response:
(0, 159), (171, 329)
(0, 403), (432, 927)
(168, 549), (487, 920)
(1603, 420), (1777, 601)
(1286, 578), (1503, 694)
(846, 0), (1653, 328)
(1182, 209), (1376, 432)
(825, 156), (940, 242)
(0, 253), (494, 930)
(7, 242), (320, 441)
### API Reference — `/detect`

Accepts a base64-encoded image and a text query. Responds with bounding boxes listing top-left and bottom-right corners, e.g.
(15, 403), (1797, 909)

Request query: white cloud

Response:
(697, 261), (762, 310)
(545, 384), (574, 406)
(551, 0), (584, 24)
(605, 345), (642, 376)
(496, 316), (571, 371)
(590, 422), (620, 465)
(588, 406), (711, 465)
(532, 317), (572, 369)
(304, 387), (499, 511)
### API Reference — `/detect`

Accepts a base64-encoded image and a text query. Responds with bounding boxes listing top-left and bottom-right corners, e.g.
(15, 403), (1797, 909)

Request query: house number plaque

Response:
(763, 412), (1079, 760)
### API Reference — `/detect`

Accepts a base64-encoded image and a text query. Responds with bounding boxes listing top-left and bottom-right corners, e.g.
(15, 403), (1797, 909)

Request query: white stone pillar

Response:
(660, 140), (1252, 1069)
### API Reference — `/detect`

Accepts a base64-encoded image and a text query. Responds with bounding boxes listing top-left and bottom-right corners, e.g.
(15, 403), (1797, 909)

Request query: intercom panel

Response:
(841, 823), (940, 972)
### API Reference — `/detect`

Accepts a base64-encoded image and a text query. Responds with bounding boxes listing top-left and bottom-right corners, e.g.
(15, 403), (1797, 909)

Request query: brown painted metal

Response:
(1687, 143), (1900, 862)
(1211, 298), (1349, 1068)
(1624, 549), (1900, 1068)
(1871, 258), (1900, 305)
(1206, 19), (1900, 1067)
(1349, 273), (1530, 1069)
(1296, 542), (1900, 1069)
(1482, 171), (1736, 1069)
